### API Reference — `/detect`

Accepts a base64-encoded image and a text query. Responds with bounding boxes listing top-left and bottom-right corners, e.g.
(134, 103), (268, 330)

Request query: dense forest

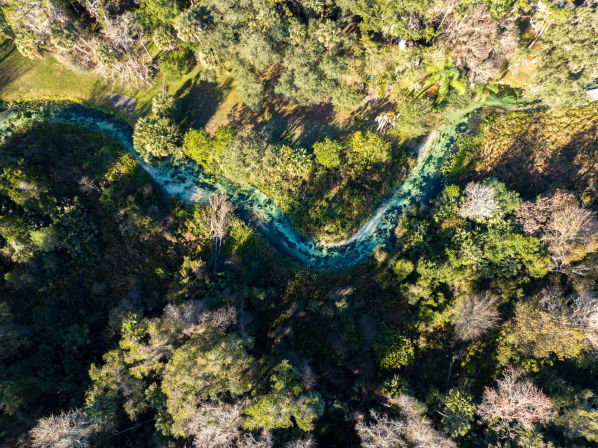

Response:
(0, 0), (597, 447)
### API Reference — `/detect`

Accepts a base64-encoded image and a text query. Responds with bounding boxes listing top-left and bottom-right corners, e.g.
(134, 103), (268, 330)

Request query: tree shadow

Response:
(0, 40), (32, 94)
(470, 126), (598, 202)
(175, 74), (229, 129)
(226, 95), (344, 148)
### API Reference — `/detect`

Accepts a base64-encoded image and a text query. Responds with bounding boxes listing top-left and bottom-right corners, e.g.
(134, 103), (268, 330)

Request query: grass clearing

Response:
(0, 39), (207, 120)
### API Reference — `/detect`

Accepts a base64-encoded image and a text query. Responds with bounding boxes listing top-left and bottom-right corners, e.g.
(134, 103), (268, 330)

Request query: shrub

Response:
(346, 131), (392, 166)
(441, 389), (476, 438)
(392, 259), (414, 282)
(133, 117), (182, 161)
(373, 329), (414, 370)
(151, 92), (180, 119)
(153, 25), (178, 51)
(159, 47), (194, 82)
(313, 138), (342, 168)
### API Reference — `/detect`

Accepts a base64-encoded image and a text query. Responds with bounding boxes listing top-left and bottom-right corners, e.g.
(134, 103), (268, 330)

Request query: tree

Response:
(152, 25), (178, 51)
(313, 138), (342, 169)
(458, 182), (498, 221)
(174, 4), (209, 44)
(392, 259), (414, 282)
(30, 409), (92, 448)
(274, 21), (359, 108)
(133, 117), (182, 161)
(151, 91), (180, 119)
(341, 0), (437, 41)
(118, 315), (174, 379)
(86, 349), (147, 425)
(182, 127), (232, 170)
(523, 5), (598, 109)
(346, 131), (392, 167)
(555, 389), (598, 444)
(186, 402), (242, 448)
(451, 291), (501, 342)
(205, 193), (234, 267)
(242, 360), (324, 432)
(162, 332), (254, 435)
(393, 97), (433, 141)
(372, 329), (414, 370)
(158, 47), (194, 82)
(356, 410), (406, 448)
(417, 52), (467, 105)
(441, 389), (476, 438)
(503, 302), (584, 360)
(478, 366), (552, 436)
(229, 59), (266, 112)
(0, 303), (28, 360)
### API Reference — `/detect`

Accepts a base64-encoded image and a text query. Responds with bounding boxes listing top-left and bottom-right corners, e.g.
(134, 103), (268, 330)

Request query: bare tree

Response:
(356, 397), (456, 448)
(478, 366), (552, 437)
(285, 437), (315, 448)
(451, 291), (501, 342)
(95, 55), (156, 88)
(237, 430), (273, 448)
(186, 402), (242, 448)
(30, 409), (92, 448)
(163, 301), (238, 336)
(205, 193), (235, 267)
(440, 5), (518, 83)
(540, 286), (598, 348)
(458, 182), (498, 221)
(77, 176), (96, 194)
(517, 191), (598, 267)
(84, 0), (103, 18)
(570, 288), (598, 334)
(355, 410), (407, 448)
(102, 14), (135, 53)
(543, 199), (597, 267)
(394, 395), (456, 448)
(516, 195), (553, 235)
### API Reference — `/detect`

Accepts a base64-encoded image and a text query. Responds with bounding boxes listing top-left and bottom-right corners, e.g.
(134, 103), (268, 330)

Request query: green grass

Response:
(0, 38), (204, 119)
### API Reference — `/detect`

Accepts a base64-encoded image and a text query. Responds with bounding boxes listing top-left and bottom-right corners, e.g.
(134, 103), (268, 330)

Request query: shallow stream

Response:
(0, 96), (525, 270)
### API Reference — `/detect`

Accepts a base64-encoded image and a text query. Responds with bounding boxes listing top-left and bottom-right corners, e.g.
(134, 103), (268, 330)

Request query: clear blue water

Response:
(0, 97), (524, 270)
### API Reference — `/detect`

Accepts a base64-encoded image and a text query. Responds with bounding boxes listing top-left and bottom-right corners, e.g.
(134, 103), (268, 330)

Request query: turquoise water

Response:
(0, 97), (525, 270)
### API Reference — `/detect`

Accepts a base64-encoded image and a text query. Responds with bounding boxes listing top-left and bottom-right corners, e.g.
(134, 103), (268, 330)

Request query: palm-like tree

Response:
(417, 54), (466, 104)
